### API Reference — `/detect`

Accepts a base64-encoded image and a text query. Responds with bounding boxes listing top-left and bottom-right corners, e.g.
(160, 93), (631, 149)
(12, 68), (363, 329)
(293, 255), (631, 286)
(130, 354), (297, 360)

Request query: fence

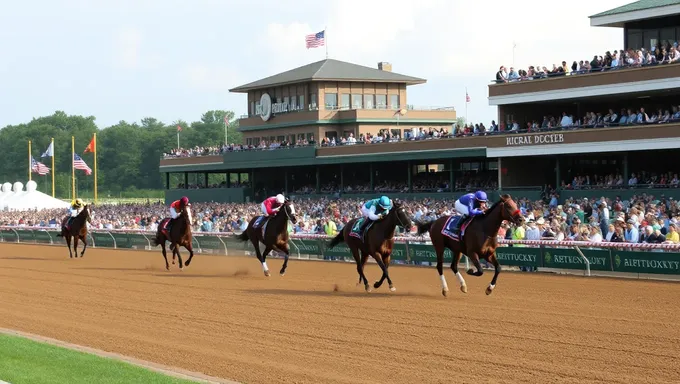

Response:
(1, 226), (680, 276)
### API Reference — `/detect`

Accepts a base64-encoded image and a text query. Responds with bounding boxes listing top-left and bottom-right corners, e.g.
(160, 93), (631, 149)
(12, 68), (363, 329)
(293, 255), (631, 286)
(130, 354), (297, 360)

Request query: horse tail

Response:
(327, 231), (344, 250)
(416, 220), (434, 236)
(237, 231), (249, 242)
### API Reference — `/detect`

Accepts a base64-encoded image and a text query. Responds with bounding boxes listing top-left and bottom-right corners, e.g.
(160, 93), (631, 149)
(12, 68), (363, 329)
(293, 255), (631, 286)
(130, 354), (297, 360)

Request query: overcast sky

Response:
(0, 0), (626, 128)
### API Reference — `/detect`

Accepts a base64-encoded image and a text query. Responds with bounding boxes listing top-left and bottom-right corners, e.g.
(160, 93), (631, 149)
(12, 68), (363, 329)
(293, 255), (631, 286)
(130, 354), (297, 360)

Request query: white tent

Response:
(1, 180), (70, 211)
(0, 182), (12, 209)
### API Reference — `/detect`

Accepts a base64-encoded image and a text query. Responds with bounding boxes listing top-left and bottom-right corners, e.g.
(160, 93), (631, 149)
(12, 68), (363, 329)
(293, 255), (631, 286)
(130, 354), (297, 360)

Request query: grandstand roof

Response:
(590, 0), (680, 27)
(229, 59), (426, 93)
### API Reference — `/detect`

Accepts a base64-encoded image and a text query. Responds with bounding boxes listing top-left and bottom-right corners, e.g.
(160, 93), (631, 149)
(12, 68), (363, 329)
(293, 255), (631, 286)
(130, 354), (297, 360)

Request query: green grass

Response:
(0, 333), (198, 384)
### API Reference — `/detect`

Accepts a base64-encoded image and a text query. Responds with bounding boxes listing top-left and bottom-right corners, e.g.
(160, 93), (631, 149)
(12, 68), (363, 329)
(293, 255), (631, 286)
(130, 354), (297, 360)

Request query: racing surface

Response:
(0, 243), (679, 384)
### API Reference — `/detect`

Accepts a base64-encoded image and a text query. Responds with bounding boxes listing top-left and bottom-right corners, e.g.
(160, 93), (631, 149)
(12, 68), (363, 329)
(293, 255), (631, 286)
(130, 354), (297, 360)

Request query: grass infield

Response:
(0, 333), (197, 384)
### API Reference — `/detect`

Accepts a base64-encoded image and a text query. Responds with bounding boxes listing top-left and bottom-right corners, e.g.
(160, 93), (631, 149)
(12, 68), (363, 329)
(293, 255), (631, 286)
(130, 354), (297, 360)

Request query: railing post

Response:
(215, 234), (228, 256)
(10, 228), (19, 243)
(193, 236), (202, 253)
(139, 232), (152, 250)
(574, 246), (591, 277)
(43, 229), (53, 245)
(106, 230), (117, 249)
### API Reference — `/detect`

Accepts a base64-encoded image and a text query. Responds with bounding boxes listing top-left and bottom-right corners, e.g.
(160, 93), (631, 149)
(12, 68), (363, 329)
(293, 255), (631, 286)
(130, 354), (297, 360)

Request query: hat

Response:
(627, 219), (635, 224)
(536, 217), (545, 225)
(616, 217), (624, 222)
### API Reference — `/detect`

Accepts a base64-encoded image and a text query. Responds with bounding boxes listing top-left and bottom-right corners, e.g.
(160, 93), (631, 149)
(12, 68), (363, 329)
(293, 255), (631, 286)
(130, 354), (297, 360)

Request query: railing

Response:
(2, 226), (680, 277)
(490, 61), (680, 84)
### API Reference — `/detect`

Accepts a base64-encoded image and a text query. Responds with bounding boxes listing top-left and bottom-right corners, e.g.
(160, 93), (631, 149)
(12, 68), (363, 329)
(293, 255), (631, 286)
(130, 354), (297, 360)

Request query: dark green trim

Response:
(238, 118), (456, 132)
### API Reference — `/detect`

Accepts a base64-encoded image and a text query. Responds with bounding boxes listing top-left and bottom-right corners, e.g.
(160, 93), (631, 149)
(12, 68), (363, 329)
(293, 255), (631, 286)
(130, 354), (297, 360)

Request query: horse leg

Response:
(466, 252), (485, 277)
(73, 236), (79, 259)
(79, 235), (88, 257)
(354, 249), (370, 292)
(436, 245), (449, 297)
(66, 235), (73, 259)
(485, 253), (502, 295)
(184, 243), (195, 267)
(173, 243), (184, 270)
(372, 252), (395, 292)
(278, 244), (290, 276)
(161, 243), (170, 270)
(259, 245), (272, 277)
(450, 251), (467, 293)
(170, 243), (176, 264)
(374, 253), (395, 292)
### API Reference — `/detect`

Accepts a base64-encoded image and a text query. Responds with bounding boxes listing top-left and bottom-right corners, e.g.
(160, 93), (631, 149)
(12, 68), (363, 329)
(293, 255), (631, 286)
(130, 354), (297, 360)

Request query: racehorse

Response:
(327, 201), (412, 293)
(237, 200), (297, 277)
(152, 204), (194, 270)
(57, 204), (92, 258)
(416, 194), (522, 296)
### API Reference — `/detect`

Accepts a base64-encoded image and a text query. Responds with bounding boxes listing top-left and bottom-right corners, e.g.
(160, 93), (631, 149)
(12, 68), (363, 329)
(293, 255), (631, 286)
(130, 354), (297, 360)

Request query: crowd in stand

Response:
(495, 41), (680, 84)
(562, 172), (680, 190)
(1, 193), (679, 246)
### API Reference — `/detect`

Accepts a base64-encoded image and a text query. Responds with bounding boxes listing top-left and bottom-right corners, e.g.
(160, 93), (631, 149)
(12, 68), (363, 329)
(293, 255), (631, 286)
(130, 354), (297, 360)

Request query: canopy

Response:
(0, 180), (70, 211)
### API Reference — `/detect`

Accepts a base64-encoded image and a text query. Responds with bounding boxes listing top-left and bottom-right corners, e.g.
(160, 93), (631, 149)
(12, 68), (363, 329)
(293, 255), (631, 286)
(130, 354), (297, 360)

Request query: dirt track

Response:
(1, 243), (679, 384)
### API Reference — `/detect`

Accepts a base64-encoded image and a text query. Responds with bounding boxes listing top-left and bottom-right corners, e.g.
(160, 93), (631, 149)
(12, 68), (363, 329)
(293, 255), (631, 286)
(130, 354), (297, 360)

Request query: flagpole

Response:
(51, 138), (55, 197)
(224, 117), (228, 146)
(93, 133), (98, 203)
(177, 128), (180, 149)
(325, 25), (328, 59)
(28, 140), (32, 181)
(71, 136), (75, 200)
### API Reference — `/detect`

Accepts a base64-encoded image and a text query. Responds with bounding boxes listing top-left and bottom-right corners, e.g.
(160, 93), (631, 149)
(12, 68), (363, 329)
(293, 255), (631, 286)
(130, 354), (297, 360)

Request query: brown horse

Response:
(152, 204), (194, 270)
(57, 204), (92, 258)
(326, 200), (412, 292)
(237, 200), (297, 277)
(416, 194), (522, 296)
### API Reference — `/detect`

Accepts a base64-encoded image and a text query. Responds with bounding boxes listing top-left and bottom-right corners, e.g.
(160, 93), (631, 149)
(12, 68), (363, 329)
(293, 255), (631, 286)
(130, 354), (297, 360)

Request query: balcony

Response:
(488, 62), (680, 105)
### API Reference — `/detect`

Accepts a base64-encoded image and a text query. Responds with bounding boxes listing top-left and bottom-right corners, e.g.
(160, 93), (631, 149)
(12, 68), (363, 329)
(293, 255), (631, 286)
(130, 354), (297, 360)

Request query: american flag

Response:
(73, 154), (92, 175)
(466, 92), (471, 103)
(31, 157), (50, 176)
(305, 30), (325, 49)
(177, 125), (182, 132)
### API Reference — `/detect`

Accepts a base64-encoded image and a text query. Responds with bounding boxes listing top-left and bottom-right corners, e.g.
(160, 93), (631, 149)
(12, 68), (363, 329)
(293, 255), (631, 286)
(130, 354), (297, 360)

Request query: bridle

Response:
(499, 200), (522, 224)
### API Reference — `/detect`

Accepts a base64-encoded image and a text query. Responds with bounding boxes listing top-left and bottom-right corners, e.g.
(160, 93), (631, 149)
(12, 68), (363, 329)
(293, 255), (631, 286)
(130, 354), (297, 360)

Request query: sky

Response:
(0, 0), (627, 129)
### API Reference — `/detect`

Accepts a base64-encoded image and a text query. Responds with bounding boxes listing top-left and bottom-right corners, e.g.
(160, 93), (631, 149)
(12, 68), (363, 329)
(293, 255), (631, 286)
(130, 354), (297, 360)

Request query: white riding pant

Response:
(169, 207), (178, 219)
(261, 203), (268, 216)
(454, 200), (470, 216)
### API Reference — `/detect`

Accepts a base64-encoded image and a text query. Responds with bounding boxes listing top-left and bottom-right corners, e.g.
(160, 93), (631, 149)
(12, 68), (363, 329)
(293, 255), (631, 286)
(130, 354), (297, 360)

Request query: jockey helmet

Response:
(474, 191), (488, 202)
(75, 198), (84, 206)
(275, 194), (285, 204)
(180, 196), (189, 205)
(379, 196), (392, 209)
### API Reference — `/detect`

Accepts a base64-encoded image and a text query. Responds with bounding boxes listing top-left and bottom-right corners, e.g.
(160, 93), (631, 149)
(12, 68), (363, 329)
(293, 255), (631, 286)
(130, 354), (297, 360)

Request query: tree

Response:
(0, 110), (238, 197)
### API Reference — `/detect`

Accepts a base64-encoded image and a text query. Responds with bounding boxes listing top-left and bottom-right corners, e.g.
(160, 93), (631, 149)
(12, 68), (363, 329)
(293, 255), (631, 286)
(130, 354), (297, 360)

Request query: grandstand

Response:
(160, 1), (680, 205)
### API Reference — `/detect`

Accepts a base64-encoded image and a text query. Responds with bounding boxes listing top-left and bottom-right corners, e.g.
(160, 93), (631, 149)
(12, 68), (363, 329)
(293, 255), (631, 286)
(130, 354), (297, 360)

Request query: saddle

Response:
(349, 218), (374, 242)
(160, 218), (172, 236)
(253, 216), (270, 236)
(441, 215), (474, 242)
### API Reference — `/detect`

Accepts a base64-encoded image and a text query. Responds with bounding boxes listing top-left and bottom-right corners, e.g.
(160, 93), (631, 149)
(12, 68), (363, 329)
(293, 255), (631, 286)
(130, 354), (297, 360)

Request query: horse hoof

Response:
(365, 285), (371, 293)
(172, 261), (175, 265)
(442, 289), (449, 297)
(460, 285), (468, 294)
(373, 282), (381, 289)
(166, 266), (170, 271)
(389, 286), (396, 292)
(466, 269), (475, 275)
(179, 267), (184, 272)
(486, 285), (495, 295)
(264, 270), (271, 277)
(279, 268), (286, 276)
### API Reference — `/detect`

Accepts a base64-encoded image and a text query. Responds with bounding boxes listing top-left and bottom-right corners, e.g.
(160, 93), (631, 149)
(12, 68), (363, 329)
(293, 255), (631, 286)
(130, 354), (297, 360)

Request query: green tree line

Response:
(0, 110), (240, 199)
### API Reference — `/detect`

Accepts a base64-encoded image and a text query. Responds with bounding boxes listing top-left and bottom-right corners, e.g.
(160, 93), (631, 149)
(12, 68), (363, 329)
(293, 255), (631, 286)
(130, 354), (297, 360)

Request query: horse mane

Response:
(487, 194), (512, 214)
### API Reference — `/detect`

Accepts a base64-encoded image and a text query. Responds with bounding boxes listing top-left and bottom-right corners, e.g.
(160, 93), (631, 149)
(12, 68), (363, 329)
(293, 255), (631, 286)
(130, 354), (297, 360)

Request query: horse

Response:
(326, 201), (412, 293)
(415, 194), (523, 296)
(237, 200), (297, 277)
(152, 204), (194, 270)
(57, 204), (92, 258)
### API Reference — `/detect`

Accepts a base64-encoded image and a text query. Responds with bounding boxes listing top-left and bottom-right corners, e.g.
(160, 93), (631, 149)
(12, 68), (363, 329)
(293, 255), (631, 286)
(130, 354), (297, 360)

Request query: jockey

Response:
(170, 196), (189, 219)
(262, 194), (286, 217)
(359, 196), (393, 233)
(453, 190), (488, 232)
(69, 198), (85, 217)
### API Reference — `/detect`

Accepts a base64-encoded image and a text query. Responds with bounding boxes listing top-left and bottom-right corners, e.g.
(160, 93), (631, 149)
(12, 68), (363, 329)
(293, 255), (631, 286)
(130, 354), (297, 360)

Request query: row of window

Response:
(627, 26), (680, 51)
(248, 92), (402, 117)
(245, 133), (316, 146)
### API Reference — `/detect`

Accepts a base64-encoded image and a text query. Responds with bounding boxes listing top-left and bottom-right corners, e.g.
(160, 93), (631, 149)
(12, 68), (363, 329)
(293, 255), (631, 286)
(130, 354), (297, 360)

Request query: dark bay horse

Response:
(152, 204), (194, 270)
(327, 201), (412, 293)
(416, 194), (522, 296)
(57, 205), (92, 258)
(237, 201), (297, 277)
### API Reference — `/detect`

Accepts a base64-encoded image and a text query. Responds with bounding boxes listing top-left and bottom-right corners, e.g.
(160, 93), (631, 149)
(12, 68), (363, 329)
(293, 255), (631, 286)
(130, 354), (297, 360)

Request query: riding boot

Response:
(360, 218), (372, 235)
(455, 215), (468, 234)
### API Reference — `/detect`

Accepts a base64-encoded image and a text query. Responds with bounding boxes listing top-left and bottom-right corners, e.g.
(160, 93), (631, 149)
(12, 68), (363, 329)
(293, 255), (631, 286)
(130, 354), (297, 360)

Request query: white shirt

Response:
(590, 233), (603, 242)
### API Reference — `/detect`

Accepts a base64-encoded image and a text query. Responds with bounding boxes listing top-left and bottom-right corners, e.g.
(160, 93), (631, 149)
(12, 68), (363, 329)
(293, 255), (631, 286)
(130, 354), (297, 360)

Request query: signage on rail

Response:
(505, 133), (564, 146)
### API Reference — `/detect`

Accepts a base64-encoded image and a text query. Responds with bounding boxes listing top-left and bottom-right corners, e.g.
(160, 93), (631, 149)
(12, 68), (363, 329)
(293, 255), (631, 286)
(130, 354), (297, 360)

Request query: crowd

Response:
(495, 41), (680, 84)
(2, 193), (679, 247)
(562, 172), (680, 190)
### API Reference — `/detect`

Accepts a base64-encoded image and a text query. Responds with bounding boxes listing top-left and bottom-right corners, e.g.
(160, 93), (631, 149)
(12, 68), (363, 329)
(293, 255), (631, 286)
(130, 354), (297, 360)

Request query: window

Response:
(376, 95), (387, 109)
(364, 94), (375, 109)
(299, 95), (304, 110)
(277, 135), (285, 142)
(325, 93), (338, 109)
(283, 96), (289, 106)
(390, 128), (401, 138)
(389, 94), (399, 109)
(325, 131), (337, 139)
(351, 94), (363, 109)
(307, 133), (315, 143)
(341, 94), (350, 109)
(246, 138), (253, 146)
(487, 161), (498, 170)
(291, 96), (297, 110)
(309, 93), (317, 109)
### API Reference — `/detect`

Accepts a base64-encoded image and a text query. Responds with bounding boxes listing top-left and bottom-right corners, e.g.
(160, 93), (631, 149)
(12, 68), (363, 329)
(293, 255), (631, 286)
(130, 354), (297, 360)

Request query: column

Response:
(449, 159), (455, 193)
(226, 172), (231, 188)
(497, 158), (502, 190)
(284, 169), (289, 195)
(623, 153), (629, 181)
(407, 162), (412, 193)
(165, 172), (170, 190)
(315, 166), (320, 194)
(340, 165), (344, 193)
(369, 163), (374, 191)
(204, 172), (209, 188)
(555, 157), (560, 189)
(184, 172), (188, 188)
